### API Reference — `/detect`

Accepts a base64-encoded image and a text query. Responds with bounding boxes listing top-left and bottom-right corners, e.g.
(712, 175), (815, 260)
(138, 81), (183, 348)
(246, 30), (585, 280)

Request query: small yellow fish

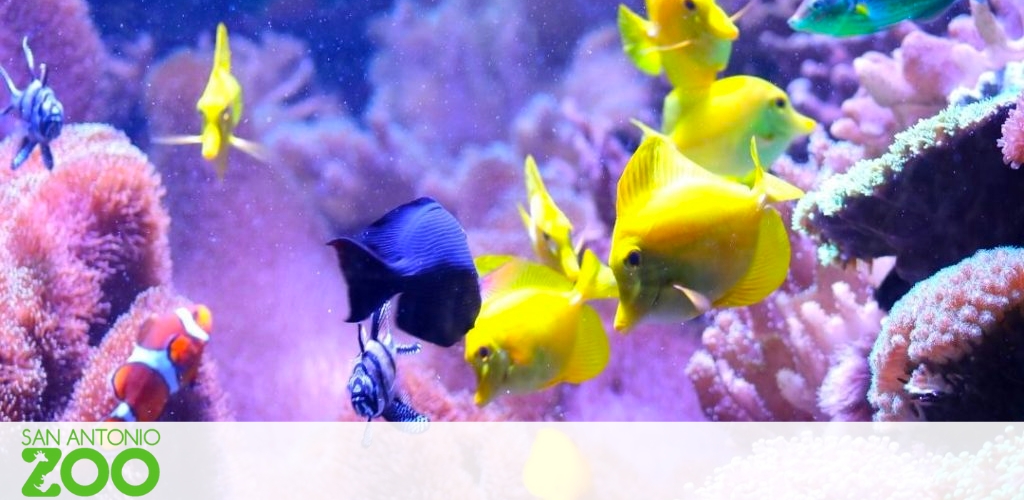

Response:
(618, 0), (744, 90)
(465, 251), (610, 406)
(517, 156), (619, 298)
(662, 75), (816, 187)
(609, 129), (802, 331)
(155, 23), (266, 179)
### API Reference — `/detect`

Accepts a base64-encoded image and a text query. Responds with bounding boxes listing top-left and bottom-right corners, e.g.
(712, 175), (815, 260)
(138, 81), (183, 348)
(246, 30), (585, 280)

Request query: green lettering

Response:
(21, 448), (62, 497)
(61, 448), (109, 496)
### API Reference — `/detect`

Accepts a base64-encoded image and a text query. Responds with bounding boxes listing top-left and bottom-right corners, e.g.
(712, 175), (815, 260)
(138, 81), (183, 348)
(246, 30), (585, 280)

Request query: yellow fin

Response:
(617, 4), (662, 76)
(617, 123), (693, 214)
(517, 203), (532, 234)
(560, 305), (610, 384)
(593, 263), (619, 300)
(571, 250), (603, 304)
(714, 207), (790, 307)
(213, 23), (232, 74)
(475, 254), (517, 277)
(479, 256), (574, 297)
(747, 136), (804, 202)
(854, 3), (870, 16)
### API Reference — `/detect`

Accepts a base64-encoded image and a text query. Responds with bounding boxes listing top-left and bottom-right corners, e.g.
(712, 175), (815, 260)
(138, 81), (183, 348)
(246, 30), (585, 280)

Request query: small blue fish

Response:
(329, 197), (481, 347)
(788, 0), (960, 36)
(0, 37), (64, 170)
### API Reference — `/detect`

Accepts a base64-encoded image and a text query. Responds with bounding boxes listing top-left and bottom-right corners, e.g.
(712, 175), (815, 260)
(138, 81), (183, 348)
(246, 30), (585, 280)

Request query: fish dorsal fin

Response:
(560, 305), (610, 384)
(714, 207), (790, 307)
(618, 4), (663, 76)
(213, 23), (232, 75)
(478, 256), (573, 300)
(571, 250), (602, 304)
(524, 155), (574, 235)
(618, 122), (704, 214)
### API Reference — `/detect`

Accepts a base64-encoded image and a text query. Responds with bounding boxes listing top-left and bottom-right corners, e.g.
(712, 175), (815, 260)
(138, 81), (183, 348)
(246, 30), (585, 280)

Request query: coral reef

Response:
(869, 246), (1024, 421)
(60, 286), (230, 422)
(795, 92), (1024, 305)
(0, 123), (171, 421)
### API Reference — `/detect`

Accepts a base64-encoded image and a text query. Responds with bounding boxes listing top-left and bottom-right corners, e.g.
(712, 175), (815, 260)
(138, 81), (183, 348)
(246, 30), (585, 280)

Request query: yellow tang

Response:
(518, 155), (618, 298)
(465, 251), (610, 406)
(618, 0), (746, 90)
(609, 128), (802, 331)
(662, 75), (816, 189)
(155, 23), (266, 179)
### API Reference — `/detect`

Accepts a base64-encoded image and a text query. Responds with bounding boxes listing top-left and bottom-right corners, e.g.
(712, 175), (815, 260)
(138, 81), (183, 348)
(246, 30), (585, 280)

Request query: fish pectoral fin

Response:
(763, 173), (805, 203)
(617, 4), (663, 76)
(152, 134), (204, 145)
(475, 254), (517, 278)
(229, 135), (269, 163)
(593, 263), (620, 300)
(672, 284), (712, 314)
(479, 256), (574, 296)
(715, 208), (791, 307)
(560, 306), (610, 384)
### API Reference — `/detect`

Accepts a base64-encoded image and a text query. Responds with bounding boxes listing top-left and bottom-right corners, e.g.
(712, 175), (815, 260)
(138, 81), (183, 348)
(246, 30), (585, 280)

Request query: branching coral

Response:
(832, 0), (1024, 154)
(60, 286), (231, 422)
(0, 123), (172, 421)
(796, 92), (1024, 306)
(869, 246), (1024, 421)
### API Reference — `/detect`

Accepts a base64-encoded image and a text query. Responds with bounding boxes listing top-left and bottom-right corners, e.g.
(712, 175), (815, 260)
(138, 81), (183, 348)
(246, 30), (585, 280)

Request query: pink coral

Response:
(869, 246), (1024, 421)
(998, 90), (1024, 169)
(0, 123), (172, 421)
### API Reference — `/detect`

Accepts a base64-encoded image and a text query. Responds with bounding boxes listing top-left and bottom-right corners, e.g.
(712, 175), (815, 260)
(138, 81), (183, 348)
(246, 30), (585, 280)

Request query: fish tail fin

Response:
(213, 23), (232, 74)
(571, 249), (602, 304)
(617, 4), (662, 76)
(560, 305), (610, 384)
(714, 207), (790, 308)
(328, 238), (399, 323)
(747, 136), (804, 203)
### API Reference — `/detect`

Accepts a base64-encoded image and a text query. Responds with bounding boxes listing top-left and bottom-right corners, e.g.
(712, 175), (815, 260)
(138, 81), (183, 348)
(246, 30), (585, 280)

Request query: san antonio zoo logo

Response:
(20, 427), (160, 497)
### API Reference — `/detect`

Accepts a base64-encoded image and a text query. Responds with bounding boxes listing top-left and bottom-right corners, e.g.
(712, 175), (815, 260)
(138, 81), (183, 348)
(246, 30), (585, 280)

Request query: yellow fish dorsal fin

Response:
(618, 121), (706, 214)
(714, 207), (790, 307)
(478, 256), (574, 299)
(617, 4), (663, 76)
(524, 155), (574, 234)
(560, 305), (610, 384)
(570, 250), (603, 304)
(213, 23), (231, 75)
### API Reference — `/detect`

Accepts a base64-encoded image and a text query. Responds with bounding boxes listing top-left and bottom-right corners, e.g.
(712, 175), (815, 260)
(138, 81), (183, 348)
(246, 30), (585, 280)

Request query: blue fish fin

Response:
(395, 270), (481, 347)
(11, 138), (34, 170)
(560, 305), (610, 384)
(382, 400), (430, 434)
(328, 238), (400, 323)
(40, 144), (54, 170)
(715, 207), (791, 307)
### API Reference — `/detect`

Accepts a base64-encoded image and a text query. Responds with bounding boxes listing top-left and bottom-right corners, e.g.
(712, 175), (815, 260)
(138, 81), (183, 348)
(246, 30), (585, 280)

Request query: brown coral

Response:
(0, 123), (171, 421)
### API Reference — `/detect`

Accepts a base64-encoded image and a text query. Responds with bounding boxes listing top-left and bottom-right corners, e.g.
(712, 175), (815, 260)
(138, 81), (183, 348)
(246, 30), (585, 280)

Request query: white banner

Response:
(1, 423), (1021, 499)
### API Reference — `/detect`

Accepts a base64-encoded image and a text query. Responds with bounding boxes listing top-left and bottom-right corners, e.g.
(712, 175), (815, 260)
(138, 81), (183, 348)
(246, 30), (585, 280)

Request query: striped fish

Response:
(348, 302), (428, 444)
(0, 37), (64, 170)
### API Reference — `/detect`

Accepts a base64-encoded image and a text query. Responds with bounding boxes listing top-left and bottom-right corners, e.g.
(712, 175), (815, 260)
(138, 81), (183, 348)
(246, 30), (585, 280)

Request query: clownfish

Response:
(154, 23), (266, 179)
(106, 305), (212, 422)
(0, 36), (64, 170)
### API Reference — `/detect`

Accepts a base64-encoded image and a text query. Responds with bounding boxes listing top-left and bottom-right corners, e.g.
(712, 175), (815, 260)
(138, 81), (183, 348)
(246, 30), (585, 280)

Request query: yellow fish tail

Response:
(213, 23), (232, 75)
(571, 250), (603, 304)
(748, 136), (805, 202)
(714, 207), (790, 307)
(560, 305), (610, 384)
(617, 4), (662, 76)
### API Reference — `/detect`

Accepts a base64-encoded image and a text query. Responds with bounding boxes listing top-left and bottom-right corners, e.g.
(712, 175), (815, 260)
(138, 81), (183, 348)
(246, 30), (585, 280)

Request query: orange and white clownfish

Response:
(106, 305), (213, 422)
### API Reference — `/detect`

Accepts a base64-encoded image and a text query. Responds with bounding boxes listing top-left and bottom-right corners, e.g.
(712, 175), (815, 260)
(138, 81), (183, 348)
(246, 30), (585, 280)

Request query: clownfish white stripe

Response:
(109, 402), (137, 422)
(175, 306), (210, 342)
(125, 346), (180, 395)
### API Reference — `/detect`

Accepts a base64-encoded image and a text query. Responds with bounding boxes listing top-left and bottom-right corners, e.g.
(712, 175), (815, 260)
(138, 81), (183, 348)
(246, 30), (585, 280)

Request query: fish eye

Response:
(624, 249), (642, 268)
(477, 346), (490, 359)
(541, 232), (552, 243)
(684, 0), (696, 10)
(774, 97), (787, 109)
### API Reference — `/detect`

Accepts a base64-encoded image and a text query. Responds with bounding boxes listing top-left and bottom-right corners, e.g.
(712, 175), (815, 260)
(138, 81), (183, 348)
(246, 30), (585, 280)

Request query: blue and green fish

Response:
(788, 0), (960, 37)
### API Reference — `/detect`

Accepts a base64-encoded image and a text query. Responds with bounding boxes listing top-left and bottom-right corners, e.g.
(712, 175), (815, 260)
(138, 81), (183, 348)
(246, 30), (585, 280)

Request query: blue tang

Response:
(329, 197), (482, 348)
